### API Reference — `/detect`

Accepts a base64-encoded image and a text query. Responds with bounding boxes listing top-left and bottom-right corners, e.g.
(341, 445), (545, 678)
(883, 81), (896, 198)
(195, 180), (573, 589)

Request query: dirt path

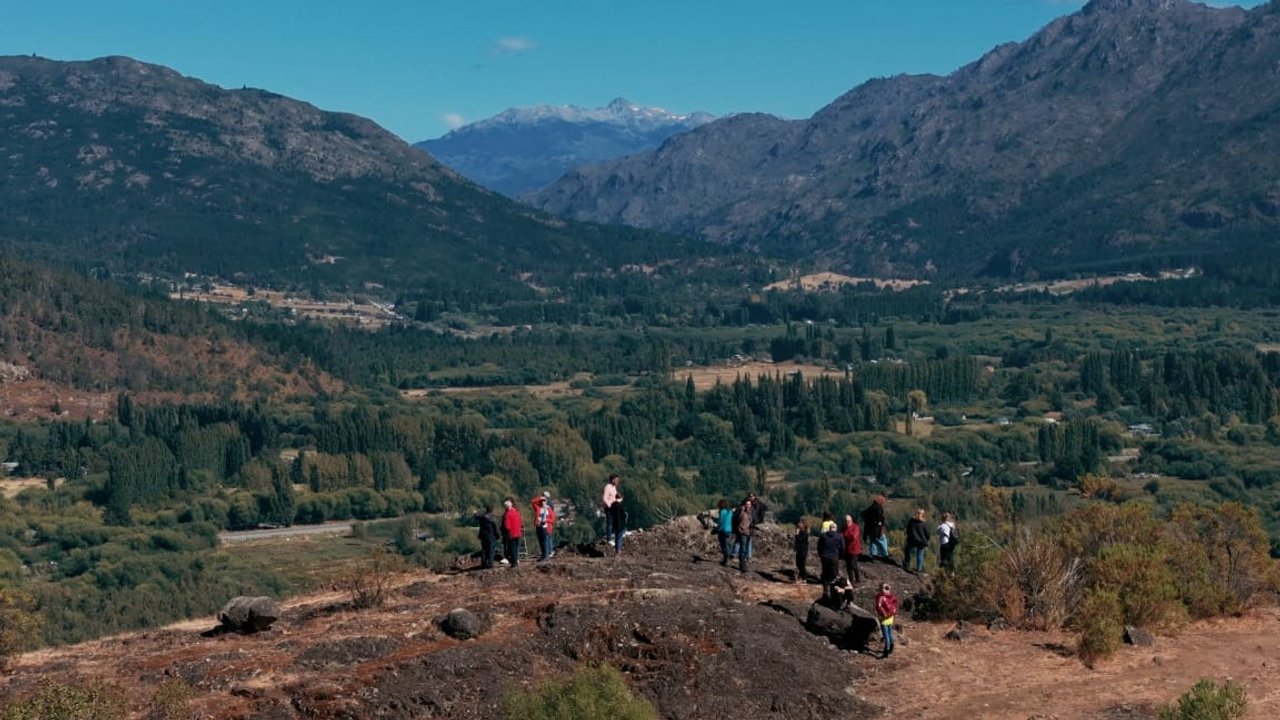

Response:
(859, 607), (1280, 719)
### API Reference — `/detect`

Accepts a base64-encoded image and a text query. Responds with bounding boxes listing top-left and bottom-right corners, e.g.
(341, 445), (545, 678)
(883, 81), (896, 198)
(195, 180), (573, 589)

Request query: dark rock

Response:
(944, 620), (972, 642)
(804, 601), (880, 652)
(1123, 625), (1154, 647)
(439, 608), (483, 640)
(213, 596), (280, 635)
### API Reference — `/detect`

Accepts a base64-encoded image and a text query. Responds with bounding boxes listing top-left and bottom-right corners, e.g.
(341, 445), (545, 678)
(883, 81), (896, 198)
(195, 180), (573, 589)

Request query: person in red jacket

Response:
(841, 513), (863, 584)
(875, 582), (899, 658)
(501, 497), (523, 568)
(531, 491), (556, 562)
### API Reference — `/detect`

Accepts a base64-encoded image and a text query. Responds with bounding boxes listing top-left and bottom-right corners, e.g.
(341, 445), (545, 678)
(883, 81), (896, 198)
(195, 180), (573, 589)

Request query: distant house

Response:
(1127, 423), (1158, 437)
(1, 462), (18, 475)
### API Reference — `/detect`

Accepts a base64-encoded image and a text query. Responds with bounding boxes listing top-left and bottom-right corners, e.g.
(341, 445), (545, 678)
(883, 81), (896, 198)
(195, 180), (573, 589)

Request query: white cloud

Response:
(492, 36), (537, 54)
(442, 112), (466, 129)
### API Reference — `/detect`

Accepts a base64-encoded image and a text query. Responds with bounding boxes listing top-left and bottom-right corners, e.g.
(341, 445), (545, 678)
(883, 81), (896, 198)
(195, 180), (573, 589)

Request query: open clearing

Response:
(675, 360), (843, 391)
(765, 272), (929, 292)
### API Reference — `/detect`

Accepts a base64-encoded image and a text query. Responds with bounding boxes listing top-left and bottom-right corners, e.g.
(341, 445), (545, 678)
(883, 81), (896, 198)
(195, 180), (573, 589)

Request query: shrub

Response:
(979, 530), (1081, 631)
(148, 678), (193, 720)
(342, 547), (398, 609)
(0, 589), (42, 663)
(1165, 503), (1275, 616)
(1075, 588), (1123, 669)
(1157, 679), (1247, 720)
(1, 677), (127, 720)
(1090, 543), (1184, 630)
(502, 665), (658, 720)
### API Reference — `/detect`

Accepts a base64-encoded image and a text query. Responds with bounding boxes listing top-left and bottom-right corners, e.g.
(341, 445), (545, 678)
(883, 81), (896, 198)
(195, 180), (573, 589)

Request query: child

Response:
(875, 582), (899, 658)
(794, 518), (810, 584)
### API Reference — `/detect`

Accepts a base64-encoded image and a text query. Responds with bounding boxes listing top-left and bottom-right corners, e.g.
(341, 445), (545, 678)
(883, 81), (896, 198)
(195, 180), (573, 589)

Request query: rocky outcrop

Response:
(211, 596), (281, 635)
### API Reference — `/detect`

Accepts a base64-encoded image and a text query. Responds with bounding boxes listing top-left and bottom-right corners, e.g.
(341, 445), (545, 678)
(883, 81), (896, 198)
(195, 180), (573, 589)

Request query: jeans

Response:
(869, 534), (889, 558)
(537, 527), (553, 560)
(905, 545), (925, 573)
(480, 536), (495, 569)
(718, 531), (731, 564)
(504, 537), (521, 567)
(614, 528), (625, 553)
(735, 533), (750, 572)
(881, 621), (894, 652)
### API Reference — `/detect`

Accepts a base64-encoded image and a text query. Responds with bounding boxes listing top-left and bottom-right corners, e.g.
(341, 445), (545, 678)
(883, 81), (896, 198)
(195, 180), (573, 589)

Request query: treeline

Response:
(1078, 348), (1280, 423)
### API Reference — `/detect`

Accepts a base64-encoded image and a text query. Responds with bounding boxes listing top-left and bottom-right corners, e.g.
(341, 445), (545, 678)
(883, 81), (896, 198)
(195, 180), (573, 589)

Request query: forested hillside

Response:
(0, 55), (705, 296)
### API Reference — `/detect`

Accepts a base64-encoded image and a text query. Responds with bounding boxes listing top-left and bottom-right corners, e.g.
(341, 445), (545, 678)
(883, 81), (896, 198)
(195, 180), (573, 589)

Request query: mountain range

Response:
(533, 0), (1280, 278)
(415, 98), (714, 197)
(0, 56), (696, 296)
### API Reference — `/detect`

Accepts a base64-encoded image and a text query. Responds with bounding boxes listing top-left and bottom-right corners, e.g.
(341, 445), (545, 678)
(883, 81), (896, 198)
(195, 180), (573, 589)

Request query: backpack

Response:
(949, 524), (960, 547)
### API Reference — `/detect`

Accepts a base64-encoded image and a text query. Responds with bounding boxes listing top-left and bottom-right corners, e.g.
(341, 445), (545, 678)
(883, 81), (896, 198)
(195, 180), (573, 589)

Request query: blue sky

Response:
(1, 1), (1266, 142)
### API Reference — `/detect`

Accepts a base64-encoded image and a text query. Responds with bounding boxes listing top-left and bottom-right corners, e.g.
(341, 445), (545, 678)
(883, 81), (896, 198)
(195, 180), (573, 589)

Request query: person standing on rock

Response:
(532, 491), (555, 562)
(794, 518), (811, 584)
(875, 582), (899, 658)
(862, 495), (889, 559)
(938, 511), (958, 571)
(602, 473), (620, 538)
(841, 513), (863, 584)
(475, 505), (500, 569)
(904, 508), (930, 574)
(501, 497), (523, 568)
(717, 498), (734, 565)
(820, 510), (836, 533)
(608, 493), (627, 556)
(746, 492), (767, 560)
(817, 520), (845, 599)
(733, 498), (753, 573)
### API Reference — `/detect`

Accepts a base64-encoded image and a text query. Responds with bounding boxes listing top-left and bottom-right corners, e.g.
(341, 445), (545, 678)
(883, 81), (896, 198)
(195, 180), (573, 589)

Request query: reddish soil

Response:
(860, 608), (1280, 719)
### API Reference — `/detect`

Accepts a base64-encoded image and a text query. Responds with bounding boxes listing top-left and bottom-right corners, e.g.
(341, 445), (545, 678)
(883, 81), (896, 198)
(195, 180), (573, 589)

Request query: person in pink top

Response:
(601, 473), (619, 536)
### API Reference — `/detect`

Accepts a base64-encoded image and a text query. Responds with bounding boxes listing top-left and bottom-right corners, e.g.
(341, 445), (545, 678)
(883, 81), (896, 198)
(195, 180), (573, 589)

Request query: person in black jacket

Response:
(904, 508), (930, 573)
(475, 505), (500, 569)
(608, 494), (628, 556)
(862, 495), (889, 559)
(816, 523), (846, 601)
(794, 518), (811, 584)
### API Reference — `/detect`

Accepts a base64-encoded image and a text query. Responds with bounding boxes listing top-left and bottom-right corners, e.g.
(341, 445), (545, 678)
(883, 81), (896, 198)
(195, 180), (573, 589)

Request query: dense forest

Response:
(1, 252), (1279, 648)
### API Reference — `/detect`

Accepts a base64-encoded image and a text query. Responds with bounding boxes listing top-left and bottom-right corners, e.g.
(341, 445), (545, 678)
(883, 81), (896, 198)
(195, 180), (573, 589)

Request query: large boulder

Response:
(1123, 626), (1154, 647)
(804, 601), (880, 651)
(438, 608), (483, 640)
(216, 596), (280, 634)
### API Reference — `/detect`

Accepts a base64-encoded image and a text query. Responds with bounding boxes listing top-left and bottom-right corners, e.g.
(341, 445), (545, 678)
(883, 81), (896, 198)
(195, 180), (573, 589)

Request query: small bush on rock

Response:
(502, 664), (658, 720)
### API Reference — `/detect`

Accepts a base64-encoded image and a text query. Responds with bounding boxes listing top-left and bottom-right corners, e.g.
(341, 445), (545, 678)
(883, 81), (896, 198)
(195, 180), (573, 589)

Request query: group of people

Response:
(714, 492), (768, 572)
(808, 497), (962, 579)
(472, 474), (630, 569)
(474, 491), (559, 568)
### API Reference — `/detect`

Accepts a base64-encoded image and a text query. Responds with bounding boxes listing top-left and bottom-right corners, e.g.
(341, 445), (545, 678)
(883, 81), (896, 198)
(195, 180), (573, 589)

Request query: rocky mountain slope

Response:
(0, 56), (696, 294)
(533, 0), (1280, 278)
(416, 98), (714, 197)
